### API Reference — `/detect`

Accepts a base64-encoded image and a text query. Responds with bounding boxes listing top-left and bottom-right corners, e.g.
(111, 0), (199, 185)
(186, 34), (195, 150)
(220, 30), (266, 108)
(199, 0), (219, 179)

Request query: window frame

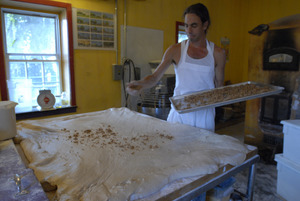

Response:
(175, 21), (188, 43)
(0, 0), (76, 118)
(2, 8), (62, 103)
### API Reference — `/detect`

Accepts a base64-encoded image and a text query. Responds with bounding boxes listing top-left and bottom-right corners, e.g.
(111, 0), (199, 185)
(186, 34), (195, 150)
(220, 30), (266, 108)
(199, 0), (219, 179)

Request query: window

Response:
(0, 0), (76, 118)
(269, 54), (293, 63)
(2, 9), (61, 111)
(176, 21), (188, 43)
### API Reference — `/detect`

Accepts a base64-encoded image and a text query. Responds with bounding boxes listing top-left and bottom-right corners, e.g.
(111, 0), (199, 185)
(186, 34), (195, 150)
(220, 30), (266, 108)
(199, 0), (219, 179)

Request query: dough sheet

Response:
(16, 107), (250, 201)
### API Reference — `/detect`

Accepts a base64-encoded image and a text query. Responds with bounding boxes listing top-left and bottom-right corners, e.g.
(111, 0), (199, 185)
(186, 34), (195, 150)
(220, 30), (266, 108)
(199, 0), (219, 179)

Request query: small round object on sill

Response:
(37, 90), (56, 110)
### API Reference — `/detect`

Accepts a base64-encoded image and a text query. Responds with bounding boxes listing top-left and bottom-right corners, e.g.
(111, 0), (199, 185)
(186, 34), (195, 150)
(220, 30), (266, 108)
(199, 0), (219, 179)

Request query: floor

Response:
(215, 122), (284, 201)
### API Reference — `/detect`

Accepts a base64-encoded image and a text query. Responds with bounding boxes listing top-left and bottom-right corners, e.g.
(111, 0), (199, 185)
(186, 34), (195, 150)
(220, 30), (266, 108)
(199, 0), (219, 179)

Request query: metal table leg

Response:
(165, 155), (260, 201)
(246, 162), (257, 201)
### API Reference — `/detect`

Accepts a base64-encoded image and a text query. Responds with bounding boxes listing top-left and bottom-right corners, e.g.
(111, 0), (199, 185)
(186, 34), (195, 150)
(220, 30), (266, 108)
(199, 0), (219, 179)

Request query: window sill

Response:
(16, 106), (77, 120)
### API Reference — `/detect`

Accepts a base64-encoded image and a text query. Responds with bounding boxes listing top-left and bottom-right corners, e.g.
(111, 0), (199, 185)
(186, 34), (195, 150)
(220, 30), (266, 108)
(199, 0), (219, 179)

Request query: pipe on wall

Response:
(123, 0), (127, 61)
(114, 0), (118, 64)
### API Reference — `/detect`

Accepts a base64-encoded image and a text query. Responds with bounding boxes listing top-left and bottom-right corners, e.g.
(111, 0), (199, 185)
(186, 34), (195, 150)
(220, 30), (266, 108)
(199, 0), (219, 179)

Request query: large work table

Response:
(0, 107), (259, 201)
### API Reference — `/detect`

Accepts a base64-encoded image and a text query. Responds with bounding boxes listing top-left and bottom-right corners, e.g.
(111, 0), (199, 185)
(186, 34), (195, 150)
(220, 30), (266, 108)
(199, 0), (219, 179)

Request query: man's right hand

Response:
(126, 81), (143, 96)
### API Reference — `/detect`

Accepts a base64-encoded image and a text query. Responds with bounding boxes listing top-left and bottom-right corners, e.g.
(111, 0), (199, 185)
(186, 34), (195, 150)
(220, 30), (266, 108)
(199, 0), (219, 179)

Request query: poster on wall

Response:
(72, 8), (116, 50)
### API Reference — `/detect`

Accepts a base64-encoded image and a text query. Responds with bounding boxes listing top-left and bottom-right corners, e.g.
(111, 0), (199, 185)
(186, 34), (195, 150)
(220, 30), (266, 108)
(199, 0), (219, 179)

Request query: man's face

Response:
(184, 13), (207, 42)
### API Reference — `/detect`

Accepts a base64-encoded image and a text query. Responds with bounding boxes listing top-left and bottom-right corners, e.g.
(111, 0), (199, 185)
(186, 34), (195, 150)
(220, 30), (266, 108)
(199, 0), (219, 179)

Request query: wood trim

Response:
(0, 17), (8, 100)
(176, 21), (184, 44)
(0, 0), (76, 106)
(16, 106), (77, 120)
(65, 4), (76, 106)
(11, 0), (70, 8)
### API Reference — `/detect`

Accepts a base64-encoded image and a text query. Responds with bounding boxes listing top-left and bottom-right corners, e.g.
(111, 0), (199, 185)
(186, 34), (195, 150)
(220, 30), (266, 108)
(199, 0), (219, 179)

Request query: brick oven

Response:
(245, 14), (300, 161)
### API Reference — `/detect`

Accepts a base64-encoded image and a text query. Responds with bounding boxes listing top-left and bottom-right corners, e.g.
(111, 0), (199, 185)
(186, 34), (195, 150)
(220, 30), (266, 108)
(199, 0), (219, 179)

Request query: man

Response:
(126, 3), (226, 131)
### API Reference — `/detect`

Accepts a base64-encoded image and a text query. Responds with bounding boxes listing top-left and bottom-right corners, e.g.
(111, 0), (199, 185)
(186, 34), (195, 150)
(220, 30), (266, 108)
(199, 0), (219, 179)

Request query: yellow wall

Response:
(2, 0), (300, 115)
(60, 0), (120, 113)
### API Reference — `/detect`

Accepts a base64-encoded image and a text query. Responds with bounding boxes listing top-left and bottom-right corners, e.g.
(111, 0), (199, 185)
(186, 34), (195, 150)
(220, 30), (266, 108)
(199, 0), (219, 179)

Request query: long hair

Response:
(183, 3), (211, 34)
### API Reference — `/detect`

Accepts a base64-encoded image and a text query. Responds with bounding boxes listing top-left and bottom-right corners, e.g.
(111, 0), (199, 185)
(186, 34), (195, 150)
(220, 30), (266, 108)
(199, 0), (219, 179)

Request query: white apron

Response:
(167, 40), (216, 131)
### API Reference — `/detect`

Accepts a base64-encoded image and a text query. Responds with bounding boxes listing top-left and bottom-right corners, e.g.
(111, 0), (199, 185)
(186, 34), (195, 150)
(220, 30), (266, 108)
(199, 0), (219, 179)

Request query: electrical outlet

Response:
(112, 64), (122, 80)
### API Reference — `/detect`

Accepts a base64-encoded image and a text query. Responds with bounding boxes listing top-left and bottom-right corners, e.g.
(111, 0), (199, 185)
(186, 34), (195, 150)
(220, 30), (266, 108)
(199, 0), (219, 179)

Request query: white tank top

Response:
(167, 39), (216, 131)
(173, 39), (215, 96)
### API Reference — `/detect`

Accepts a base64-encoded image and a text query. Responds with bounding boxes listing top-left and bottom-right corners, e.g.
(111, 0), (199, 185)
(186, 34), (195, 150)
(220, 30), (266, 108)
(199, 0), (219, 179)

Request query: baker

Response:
(126, 3), (226, 132)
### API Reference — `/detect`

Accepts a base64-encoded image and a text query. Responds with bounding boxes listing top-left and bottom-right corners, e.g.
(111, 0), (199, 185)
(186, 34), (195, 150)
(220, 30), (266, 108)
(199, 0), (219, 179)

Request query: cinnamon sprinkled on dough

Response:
(60, 125), (174, 154)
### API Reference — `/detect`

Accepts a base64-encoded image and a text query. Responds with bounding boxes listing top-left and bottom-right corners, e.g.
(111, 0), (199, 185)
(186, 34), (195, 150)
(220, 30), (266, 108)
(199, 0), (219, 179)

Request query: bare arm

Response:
(214, 45), (226, 88)
(126, 43), (180, 96)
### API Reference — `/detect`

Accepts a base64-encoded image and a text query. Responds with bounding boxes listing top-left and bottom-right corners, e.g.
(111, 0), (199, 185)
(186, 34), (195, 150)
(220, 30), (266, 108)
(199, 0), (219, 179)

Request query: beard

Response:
(188, 34), (198, 42)
(188, 32), (205, 43)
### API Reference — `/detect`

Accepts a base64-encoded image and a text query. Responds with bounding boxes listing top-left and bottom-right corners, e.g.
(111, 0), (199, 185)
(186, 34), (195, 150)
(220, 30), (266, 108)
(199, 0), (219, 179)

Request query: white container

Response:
(281, 120), (300, 164)
(0, 101), (18, 141)
(275, 154), (300, 201)
(7, 79), (32, 111)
